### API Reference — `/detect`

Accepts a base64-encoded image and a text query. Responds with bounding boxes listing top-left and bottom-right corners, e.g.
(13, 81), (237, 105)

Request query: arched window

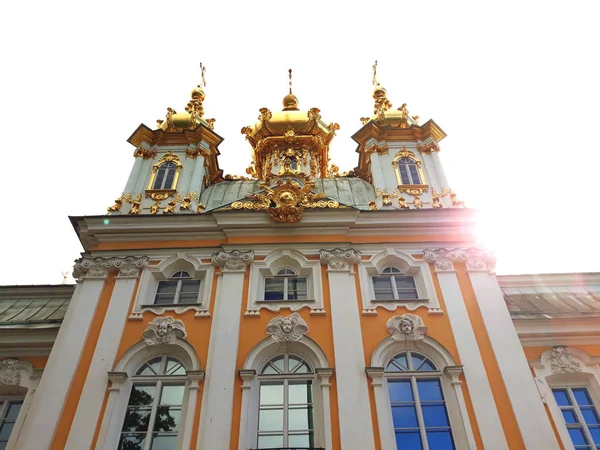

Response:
(264, 268), (308, 301)
(118, 356), (187, 450)
(551, 387), (600, 447)
(257, 354), (314, 449)
(397, 157), (422, 185)
(152, 162), (178, 190)
(385, 351), (455, 450)
(154, 271), (201, 305)
(373, 267), (418, 300)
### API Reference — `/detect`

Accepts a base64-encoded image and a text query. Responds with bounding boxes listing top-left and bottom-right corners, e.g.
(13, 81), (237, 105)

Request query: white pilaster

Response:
(423, 249), (508, 450)
(124, 156), (145, 194)
(237, 370), (256, 450)
(181, 371), (205, 450)
(17, 259), (108, 450)
(65, 258), (147, 449)
(465, 249), (560, 450)
(366, 368), (396, 450)
(444, 366), (477, 450)
(316, 368), (334, 450)
(197, 250), (254, 450)
(320, 248), (376, 450)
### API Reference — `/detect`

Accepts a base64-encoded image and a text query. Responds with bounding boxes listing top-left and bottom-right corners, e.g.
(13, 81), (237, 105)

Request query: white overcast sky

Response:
(1, 1), (599, 285)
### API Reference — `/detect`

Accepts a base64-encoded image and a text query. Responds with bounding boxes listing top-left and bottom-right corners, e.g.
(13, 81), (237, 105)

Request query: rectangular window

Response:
(553, 387), (600, 449)
(0, 399), (23, 450)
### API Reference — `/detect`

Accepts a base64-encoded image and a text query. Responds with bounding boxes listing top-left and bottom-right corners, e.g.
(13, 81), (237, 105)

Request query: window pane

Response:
(568, 427), (590, 445)
(589, 426), (600, 444)
(137, 358), (162, 376)
(160, 385), (185, 405)
(0, 442), (7, 450)
(562, 409), (579, 424)
(170, 271), (190, 279)
(150, 434), (177, 450)
(422, 404), (450, 427)
(289, 381), (312, 404)
(391, 405), (419, 428)
(397, 289), (419, 300)
(154, 281), (178, 305)
(0, 423), (14, 439)
(394, 276), (416, 289)
(287, 277), (308, 300)
(121, 408), (152, 432)
(412, 354), (436, 371)
(290, 358), (310, 374)
(179, 280), (200, 304)
(5, 402), (22, 420)
(553, 389), (571, 406)
(288, 407), (312, 431)
(261, 356), (284, 374)
(257, 434), (283, 448)
(399, 165), (411, 185)
(395, 431), (422, 449)
(153, 168), (166, 189)
(409, 164), (421, 184)
(260, 383), (284, 405)
(387, 354), (409, 372)
(165, 358), (185, 376)
(417, 380), (443, 401)
(258, 409), (283, 432)
(164, 169), (176, 190)
(288, 433), (313, 447)
(373, 276), (394, 299)
(264, 277), (285, 300)
(118, 434), (146, 450)
(426, 430), (455, 450)
(388, 380), (413, 402)
(581, 407), (600, 425)
(573, 388), (593, 406)
(277, 268), (296, 275)
(154, 407), (180, 432)
(128, 385), (156, 406)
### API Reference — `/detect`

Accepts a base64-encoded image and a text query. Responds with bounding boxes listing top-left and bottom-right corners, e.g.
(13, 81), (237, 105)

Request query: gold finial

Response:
(283, 68), (299, 111)
(200, 62), (207, 88)
(372, 60), (378, 85)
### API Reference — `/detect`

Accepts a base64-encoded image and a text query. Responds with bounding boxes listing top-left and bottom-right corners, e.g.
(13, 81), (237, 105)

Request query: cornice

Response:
(498, 272), (600, 287)
(351, 119), (447, 147)
(127, 123), (224, 148)
(0, 284), (75, 297)
(71, 208), (477, 252)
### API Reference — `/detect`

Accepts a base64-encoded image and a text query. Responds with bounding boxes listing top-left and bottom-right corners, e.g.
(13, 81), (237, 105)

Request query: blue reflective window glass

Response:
(388, 380), (413, 402)
(409, 165), (421, 184)
(417, 380), (443, 401)
(562, 409), (579, 424)
(574, 389), (594, 406)
(589, 426), (600, 444)
(553, 389), (571, 406)
(582, 407), (600, 425)
(426, 430), (455, 450)
(387, 354), (409, 372)
(422, 404), (450, 427)
(395, 431), (422, 450)
(391, 405), (419, 428)
(568, 427), (590, 445)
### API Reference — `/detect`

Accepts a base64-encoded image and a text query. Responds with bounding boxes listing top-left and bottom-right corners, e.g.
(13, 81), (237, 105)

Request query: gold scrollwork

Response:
(417, 142), (440, 154)
(186, 146), (210, 159)
(364, 143), (389, 156)
(133, 147), (157, 159)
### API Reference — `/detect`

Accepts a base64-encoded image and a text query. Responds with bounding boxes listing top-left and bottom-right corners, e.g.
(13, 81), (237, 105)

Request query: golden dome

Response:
(282, 93), (299, 111)
(191, 85), (205, 101)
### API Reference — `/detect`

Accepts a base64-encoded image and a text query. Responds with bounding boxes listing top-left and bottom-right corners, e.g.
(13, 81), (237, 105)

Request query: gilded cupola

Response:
(241, 70), (340, 180)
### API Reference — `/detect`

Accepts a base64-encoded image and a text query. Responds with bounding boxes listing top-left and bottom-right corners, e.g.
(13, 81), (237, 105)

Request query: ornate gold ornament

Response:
(369, 200), (377, 210)
(431, 189), (443, 209)
(197, 203), (206, 213)
(440, 187), (466, 207)
(163, 199), (177, 214)
(150, 202), (160, 215)
(398, 196), (409, 209)
(185, 146), (210, 159)
(129, 194), (142, 215)
(417, 141), (440, 154)
(364, 143), (389, 156)
(133, 147), (157, 159)
(107, 193), (142, 215)
(232, 176), (338, 223)
(376, 188), (399, 206)
(107, 195), (124, 212)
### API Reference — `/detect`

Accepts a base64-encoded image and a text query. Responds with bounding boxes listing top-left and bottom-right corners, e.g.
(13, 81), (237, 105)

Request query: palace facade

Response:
(1, 70), (599, 450)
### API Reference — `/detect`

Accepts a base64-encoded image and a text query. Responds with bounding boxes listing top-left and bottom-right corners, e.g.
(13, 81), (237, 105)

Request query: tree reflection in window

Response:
(118, 356), (186, 450)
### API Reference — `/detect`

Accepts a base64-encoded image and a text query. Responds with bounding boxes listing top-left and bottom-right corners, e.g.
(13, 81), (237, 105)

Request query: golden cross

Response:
(200, 62), (207, 87)
(372, 60), (378, 85)
(288, 68), (293, 94)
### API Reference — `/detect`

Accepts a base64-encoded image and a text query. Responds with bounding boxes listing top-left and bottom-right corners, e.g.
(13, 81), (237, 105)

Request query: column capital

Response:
(444, 366), (464, 384)
(73, 256), (149, 280)
(365, 367), (385, 387)
(319, 248), (361, 271)
(424, 248), (495, 273)
(316, 368), (334, 385)
(464, 248), (496, 272)
(211, 250), (254, 272)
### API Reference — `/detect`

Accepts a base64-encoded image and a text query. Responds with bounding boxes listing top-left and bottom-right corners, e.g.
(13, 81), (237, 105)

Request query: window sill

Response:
(372, 298), (430, 303)
(145, 189), (177, 201)
(255, 299), (316, 303)
(397, 184), (429, 196)
(129, 304), (210, 320)
(246, 299), (325, 317)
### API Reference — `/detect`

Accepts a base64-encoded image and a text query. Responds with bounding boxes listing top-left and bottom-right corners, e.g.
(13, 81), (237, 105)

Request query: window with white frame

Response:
(118, 356), (186, 450)
(385, 351), (455, 450)
(0, 398), (23, 450)
(552, 386), (600, 449)
(257, 354), (315, 449)
(153, 271), (201, 305)
(373, 267), (418, 301)
(264, 268), (308, 301)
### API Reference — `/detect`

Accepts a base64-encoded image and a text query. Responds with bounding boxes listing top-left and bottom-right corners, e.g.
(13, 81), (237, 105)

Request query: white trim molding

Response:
(246, 249), (324, 315)
(368, 336), (477, 450)
(531, 347), (600, 450)
(358, 248), (440, 313)
(0, 359), (42, 450)
(423, 248), (495, 274)
(129, 253), (214, 319)
(238, 337), (333, 450)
